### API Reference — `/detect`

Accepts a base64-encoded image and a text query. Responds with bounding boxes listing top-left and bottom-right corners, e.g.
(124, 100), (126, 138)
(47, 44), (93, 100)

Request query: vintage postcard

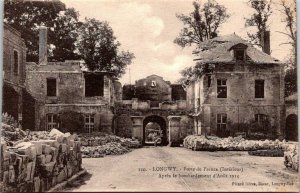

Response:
(0, 0), (299, 192)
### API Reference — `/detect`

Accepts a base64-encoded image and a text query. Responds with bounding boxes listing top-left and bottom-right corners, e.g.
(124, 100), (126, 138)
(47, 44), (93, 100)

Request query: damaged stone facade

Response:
(25, 27), (116, 132)
(188, 34), (285, 138)
(2, 24), (26, 125)
(25, 61), (116, 132)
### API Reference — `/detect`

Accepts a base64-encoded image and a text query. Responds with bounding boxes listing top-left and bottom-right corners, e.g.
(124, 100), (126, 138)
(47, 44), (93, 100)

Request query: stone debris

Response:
(79, 133), (141, 158)
(1, 123), (27, 143)
(81, 142), (131, 158)
(0, 128), (82, 192)
(184, 135), (285, 151)
(283, 143), (299, 171)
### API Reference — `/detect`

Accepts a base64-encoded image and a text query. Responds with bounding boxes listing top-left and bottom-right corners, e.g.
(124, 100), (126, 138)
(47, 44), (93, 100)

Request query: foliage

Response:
(77, 18), (135, 77)
(178, 62), (215, 86)
(285, 67), (297, 97)
(228, 118), (277, 140)
(4, 0), (66, 62)
(49, 8), (81, 61)
(58, 111), (84, 133)
(115, 114), (132, 138)
(174, 0), (229, 48)
(245, 0), (272, 47)
(2, 112), (19, 128)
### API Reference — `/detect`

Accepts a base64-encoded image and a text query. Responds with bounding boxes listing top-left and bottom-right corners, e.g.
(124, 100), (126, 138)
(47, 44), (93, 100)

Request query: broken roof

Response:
(194, 33), (282, 65)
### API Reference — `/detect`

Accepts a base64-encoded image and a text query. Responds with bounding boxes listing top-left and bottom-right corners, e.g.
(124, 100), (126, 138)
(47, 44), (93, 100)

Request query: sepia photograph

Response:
(0, 0), (299, 192)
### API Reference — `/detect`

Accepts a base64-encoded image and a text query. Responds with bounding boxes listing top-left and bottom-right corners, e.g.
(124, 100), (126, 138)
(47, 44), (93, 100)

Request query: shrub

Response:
(229, 119), (276, 140)
(58, 110), (84, 133)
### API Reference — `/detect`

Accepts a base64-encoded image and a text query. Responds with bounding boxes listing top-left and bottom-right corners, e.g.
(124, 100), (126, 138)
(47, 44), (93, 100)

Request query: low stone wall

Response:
(0, 131), (82, 192)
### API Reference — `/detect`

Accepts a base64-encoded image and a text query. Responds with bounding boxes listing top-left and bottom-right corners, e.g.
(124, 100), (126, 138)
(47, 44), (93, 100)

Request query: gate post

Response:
(130, 116), (144, 143)
(167, 116), (181, 146)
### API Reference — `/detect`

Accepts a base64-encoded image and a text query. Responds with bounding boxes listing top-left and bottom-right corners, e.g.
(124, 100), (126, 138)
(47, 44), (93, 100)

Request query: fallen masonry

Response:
(0, 125), (83, 192)
(79, 133), (141, 158)
(184, 135), (286, 151)
(284, 143), (299, 171)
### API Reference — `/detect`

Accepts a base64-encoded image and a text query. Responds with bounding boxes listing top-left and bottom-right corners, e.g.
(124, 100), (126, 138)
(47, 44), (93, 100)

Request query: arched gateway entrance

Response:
(286, 114), (298, 141)
(143, 115), (167, 145)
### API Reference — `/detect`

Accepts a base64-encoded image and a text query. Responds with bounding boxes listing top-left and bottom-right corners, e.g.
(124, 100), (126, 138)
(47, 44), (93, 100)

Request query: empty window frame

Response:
(85, 74), (104, 97)
(255, 114), (268, 123)
(217, 113), (227, 131)
(235, 49), (245, 61)
(46, 114), (57, 130)
(84, 114), (95, 132)
(255, 80), (264, 98)
(13, 50), (19, 75)
(217, 79), (227, 98)
(47, 78), (57, 97)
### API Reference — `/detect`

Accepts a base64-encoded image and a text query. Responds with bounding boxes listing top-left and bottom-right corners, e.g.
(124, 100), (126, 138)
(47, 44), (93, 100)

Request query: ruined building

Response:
(25, 27), (117, 131)
(186, 33), (285, 138)
(116, 75), (192, 146)
(2, 24), (26, 126)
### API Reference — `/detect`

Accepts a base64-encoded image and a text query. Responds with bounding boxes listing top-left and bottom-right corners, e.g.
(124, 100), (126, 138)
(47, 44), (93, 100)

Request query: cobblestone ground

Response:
(64, 147), (299, 192)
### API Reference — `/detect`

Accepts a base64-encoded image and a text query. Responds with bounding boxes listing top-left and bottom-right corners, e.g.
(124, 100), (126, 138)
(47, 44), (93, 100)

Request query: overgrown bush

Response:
(58, 110), (84, 133)
(229, 119), (277, 140)
(115, 114), (132, 138)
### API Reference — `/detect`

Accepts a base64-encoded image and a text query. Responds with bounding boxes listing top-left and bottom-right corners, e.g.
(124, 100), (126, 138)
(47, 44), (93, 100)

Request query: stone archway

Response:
(286, 114), (298, 141)
(143, 115), (167, 145)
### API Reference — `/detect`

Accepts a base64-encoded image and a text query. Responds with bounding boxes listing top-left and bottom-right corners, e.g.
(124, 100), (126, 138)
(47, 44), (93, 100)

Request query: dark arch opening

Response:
(143, 115), (167, 146)
(286, 114), (298, 141)
(2, 84), (19, 120)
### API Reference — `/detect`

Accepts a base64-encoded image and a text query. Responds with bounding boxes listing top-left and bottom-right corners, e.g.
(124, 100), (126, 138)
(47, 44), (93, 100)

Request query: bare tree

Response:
(174, 0), (229, 48)
(276, 0), (296, 66)
(275, 0), (297, 96)
(245, 0), (272, 47)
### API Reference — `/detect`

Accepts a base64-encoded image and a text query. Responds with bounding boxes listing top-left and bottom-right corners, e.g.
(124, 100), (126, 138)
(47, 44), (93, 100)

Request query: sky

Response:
(61, 0), (293, 85)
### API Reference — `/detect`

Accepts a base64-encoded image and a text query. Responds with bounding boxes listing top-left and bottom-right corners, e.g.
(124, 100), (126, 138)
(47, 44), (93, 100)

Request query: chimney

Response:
(261, 31), (270, 55)
(39, 26), (48, 65)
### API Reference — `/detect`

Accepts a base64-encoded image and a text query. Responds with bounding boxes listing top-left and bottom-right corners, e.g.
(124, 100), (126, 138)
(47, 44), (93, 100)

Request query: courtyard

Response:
(63, 147), (299, 192)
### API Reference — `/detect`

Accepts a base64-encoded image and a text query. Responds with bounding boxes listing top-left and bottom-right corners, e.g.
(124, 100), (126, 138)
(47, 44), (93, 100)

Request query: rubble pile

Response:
(0, 128), (82, 192)
(1, 123), (27, 142)
(183, 135), (285, 151)
(284, 143), (299, 171)
(81, 142), (131, 158)
(79, 133), (141, 158)
(79, 133), (141, 148)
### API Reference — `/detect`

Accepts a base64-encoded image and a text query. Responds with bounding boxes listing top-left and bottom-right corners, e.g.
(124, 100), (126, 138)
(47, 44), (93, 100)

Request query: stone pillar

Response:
(39, 26), (47, 65)
(130, 116), (144, 142)
(167, 116), (181, 146)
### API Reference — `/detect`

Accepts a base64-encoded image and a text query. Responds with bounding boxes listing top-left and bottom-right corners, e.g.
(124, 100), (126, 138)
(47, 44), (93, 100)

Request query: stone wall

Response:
(2, 24), (26, 124)
(135, 75), (172, 101)
(189, 63), (285, 137)
(25, 62), (116, 131)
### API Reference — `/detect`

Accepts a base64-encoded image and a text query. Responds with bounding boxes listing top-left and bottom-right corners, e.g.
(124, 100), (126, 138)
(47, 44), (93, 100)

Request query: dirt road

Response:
(65, 147), (299, 192)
